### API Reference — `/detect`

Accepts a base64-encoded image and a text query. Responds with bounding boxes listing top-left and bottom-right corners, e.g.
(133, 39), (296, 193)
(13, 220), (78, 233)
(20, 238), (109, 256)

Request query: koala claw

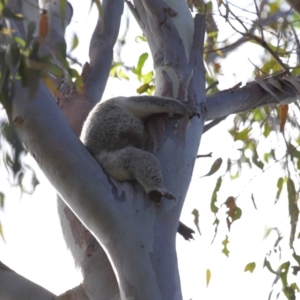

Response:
(164, 192), (176, 201)
(186, 105), (200, 118)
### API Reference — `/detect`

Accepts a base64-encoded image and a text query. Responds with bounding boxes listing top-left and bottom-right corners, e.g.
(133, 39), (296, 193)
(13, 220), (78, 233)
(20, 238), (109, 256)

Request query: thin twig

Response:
(245, 32), (289, 72)
(254, 0), (264, 41)
(289, 23), (300, 65)
(223, 3), (289, 72)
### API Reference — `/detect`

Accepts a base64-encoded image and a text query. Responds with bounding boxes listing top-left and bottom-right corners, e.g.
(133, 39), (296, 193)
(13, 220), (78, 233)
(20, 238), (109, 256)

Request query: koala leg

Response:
(97, 147), (175, 205)
(116, 96), (199, 119)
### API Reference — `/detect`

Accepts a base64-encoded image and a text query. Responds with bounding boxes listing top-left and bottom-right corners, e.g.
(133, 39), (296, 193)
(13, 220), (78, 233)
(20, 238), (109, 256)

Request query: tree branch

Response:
(12, 79), (119, 243)
(206, 76), (299, 120)
(224, 5), (289, 72)
(0, 261), (57, 300)
(52, 3), (123, 298)
(45, 3), (125, 299)
(85, 0), (124, 103)
(131, 0), (191, 70)
(57, 196), (120, 300)
(206, 10), (291, 64)
(9, 5), (121, 299)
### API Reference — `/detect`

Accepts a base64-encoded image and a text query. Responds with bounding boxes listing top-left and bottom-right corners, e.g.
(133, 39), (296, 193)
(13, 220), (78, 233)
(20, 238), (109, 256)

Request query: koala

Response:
(81, 95), (199, 205)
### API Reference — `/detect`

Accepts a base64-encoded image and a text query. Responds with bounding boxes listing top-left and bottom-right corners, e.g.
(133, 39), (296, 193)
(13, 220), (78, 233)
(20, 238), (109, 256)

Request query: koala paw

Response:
(148, 189), (176, 206)
(185, 104), (200, 118)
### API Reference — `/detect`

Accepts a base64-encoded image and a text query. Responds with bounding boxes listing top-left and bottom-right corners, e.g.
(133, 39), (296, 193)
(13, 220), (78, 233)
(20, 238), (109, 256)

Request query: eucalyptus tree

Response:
(0, 0), (299, 299)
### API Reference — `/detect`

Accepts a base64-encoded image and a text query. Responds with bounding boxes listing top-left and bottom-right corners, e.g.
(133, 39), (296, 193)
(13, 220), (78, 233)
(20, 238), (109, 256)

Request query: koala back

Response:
(81, 99), (146, 155)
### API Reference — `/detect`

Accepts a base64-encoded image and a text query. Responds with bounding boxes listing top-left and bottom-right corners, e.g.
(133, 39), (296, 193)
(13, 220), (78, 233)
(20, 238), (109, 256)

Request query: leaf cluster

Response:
(0, 1), (78, 203)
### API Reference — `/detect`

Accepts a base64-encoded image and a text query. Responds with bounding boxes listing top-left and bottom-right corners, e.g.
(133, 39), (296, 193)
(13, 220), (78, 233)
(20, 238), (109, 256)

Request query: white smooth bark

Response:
(123, 1), (206, 298)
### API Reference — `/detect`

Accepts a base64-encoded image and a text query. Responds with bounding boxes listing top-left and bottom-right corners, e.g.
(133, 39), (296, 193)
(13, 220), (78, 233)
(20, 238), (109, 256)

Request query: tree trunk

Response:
(7, 0), (206, 299)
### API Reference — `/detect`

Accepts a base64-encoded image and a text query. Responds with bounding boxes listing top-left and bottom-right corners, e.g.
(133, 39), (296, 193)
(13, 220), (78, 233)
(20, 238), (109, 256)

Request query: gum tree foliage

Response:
(0, 0), (300, 299)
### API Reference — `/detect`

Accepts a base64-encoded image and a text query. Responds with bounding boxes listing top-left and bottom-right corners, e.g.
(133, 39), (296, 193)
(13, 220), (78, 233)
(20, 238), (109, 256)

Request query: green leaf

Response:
(244, 262), (256, 273)
(200, 157), (222, 178)
(290, 283), (300, 292)
(191, 209), (201, 235)
(137, 83), (151, 94)
(292, 250), (300, 266)
(47, 63), (64, 78)
(206, 1), (213, 13)
(267, 43), (287, 57)
(280, 261), (290, 288)
(133, 53), (148, 79)
(71, 34), (79, 51)
(263, 152), (269, 163)
(260, 56), (282, 74)
(211, 217), (220, 243)
(0, 66), (11, 116)
(0, 222), (5, 242)
(197, 3), (207, 14)
(14, 36), (26, 48)
(251, 193), (257, 210)
(269, 0), (280, 14)
(26, 21), (36, 47)
(110, 62), (123, 77)
(235, 128), (250, 141)
(252, 107), (264, 121)
(263, 257), (277, 274)
(289, 143), (300, 159)
(211, 176), (222, 213)
(283, 285), (297, 300)
(275, 177), (284, 203)
(232, 206), (242, 221)
(287, 178), (299, 248)
(206, 269), (211, 287)
(222, 235), (229, 257)
(0, 192), (4, 208)
(118, 69), (129, 80)
(252, 147), (264, 170)
(68, 67), (81, 81)
(2, 7), (23, 20)
(263, 122), (270, 137)
(135, 35), (147, 43)
(264, 227), (283, 247)
(141, 71), (154, 84)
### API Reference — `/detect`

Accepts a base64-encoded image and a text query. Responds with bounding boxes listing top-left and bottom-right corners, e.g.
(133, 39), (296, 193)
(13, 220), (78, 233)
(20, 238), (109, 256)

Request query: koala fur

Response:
(81, 95), (199, 205)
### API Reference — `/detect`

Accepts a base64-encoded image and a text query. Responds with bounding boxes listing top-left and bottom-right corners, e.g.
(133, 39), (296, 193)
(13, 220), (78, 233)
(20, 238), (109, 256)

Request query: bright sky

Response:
(0, 1), (298, 299)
